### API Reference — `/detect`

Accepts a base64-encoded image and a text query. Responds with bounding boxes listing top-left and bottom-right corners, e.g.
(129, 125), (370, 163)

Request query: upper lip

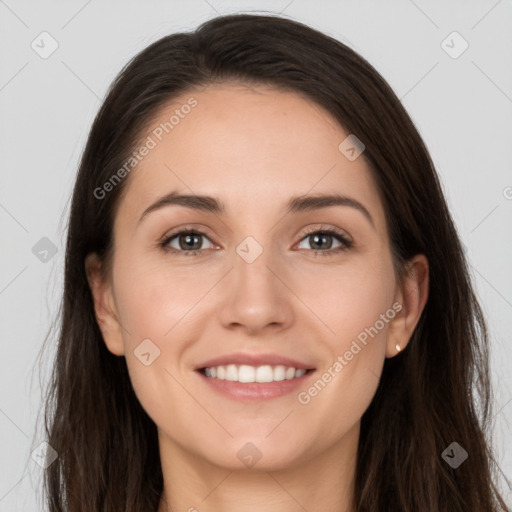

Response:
(195, 352), (315, 371)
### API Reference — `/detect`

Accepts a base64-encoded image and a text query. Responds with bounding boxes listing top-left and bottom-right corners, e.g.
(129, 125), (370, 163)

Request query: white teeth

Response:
(238, 365), (255, 383)
(202, 364), (309, 382)
(273, 365), (286, 381)
(225, 364), (238, 381)
(255, 365), (273, 382)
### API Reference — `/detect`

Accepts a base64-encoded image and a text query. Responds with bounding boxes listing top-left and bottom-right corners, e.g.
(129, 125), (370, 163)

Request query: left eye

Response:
(296, 229), (350, 252)
(163, 231), (215, 253)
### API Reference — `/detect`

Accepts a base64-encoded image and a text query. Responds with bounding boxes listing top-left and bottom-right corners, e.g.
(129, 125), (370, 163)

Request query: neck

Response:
(157, 422), (359, 512)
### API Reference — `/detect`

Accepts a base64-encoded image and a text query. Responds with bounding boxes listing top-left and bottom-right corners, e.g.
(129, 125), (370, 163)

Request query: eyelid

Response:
(159, 225), (217, 253)
(298, 224), (352, 244)
(160, 224), (215, 243)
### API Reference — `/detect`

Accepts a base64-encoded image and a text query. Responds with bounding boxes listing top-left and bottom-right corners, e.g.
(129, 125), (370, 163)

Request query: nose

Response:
(217, 240), (294, 335)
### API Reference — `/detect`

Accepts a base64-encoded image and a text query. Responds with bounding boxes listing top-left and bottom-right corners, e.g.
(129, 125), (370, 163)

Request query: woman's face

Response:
(87, 83), (426, 471)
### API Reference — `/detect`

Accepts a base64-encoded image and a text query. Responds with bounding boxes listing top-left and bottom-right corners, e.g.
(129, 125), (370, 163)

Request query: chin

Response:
(201, 435), (308, 472)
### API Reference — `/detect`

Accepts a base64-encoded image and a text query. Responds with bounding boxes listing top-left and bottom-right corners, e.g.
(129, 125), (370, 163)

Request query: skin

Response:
(86, 83), (429, 512)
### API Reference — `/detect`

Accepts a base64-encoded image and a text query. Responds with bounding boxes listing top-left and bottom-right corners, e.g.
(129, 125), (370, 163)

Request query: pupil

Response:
(311, 234), (332, 250)
(181, 234), (201, 250)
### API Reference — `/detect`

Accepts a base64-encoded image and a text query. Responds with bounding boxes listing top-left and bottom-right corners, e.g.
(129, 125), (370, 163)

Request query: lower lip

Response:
(196, 370), (315, 402)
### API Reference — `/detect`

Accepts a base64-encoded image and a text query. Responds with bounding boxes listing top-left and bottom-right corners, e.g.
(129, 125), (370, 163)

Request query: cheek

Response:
(290, 251), (396, 342)
(113, 261), (199, 432)
(291, 255), (395, 410)
(113, 253), (204, 343)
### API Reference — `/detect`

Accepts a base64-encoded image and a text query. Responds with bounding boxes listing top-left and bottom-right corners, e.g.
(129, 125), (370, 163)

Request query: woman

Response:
(40, 13), (510, 511)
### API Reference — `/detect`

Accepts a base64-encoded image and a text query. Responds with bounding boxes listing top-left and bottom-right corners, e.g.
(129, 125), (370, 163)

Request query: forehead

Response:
(115, 83), (385, 230)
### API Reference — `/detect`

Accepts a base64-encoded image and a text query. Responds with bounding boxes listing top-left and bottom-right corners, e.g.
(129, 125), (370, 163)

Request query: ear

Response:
(386, 254), (429, 358)
(84, 253), (125, 356)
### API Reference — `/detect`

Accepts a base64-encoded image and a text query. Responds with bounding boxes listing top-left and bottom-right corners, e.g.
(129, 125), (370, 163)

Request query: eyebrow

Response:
(138, 191), (375, 228)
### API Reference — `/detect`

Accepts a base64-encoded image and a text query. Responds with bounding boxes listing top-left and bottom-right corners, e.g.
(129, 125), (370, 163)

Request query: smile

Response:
(196, 365), (316, 402)
(200, 364), (310, 382)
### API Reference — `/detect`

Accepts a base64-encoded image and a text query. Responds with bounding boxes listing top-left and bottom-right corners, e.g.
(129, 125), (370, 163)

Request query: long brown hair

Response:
(38, 13), (510, 511)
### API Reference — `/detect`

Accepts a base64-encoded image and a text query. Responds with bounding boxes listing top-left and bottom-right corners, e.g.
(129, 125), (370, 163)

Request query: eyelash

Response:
(159, 225), (353, 258)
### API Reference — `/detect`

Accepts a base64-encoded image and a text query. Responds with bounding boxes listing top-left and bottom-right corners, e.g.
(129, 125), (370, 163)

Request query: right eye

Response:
(160, 230), (215, 256)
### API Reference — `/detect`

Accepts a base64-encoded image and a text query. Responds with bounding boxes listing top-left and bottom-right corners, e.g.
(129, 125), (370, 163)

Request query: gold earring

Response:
(395, 344), (401, 352)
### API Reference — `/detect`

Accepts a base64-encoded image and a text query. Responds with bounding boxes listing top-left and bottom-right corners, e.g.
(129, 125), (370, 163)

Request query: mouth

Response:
(198, 364), (314, 382)
(195, 363), (316, 402)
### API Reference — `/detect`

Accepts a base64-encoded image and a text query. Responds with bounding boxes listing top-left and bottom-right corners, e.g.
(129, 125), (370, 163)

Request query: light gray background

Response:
(1, 1), (511, 510)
